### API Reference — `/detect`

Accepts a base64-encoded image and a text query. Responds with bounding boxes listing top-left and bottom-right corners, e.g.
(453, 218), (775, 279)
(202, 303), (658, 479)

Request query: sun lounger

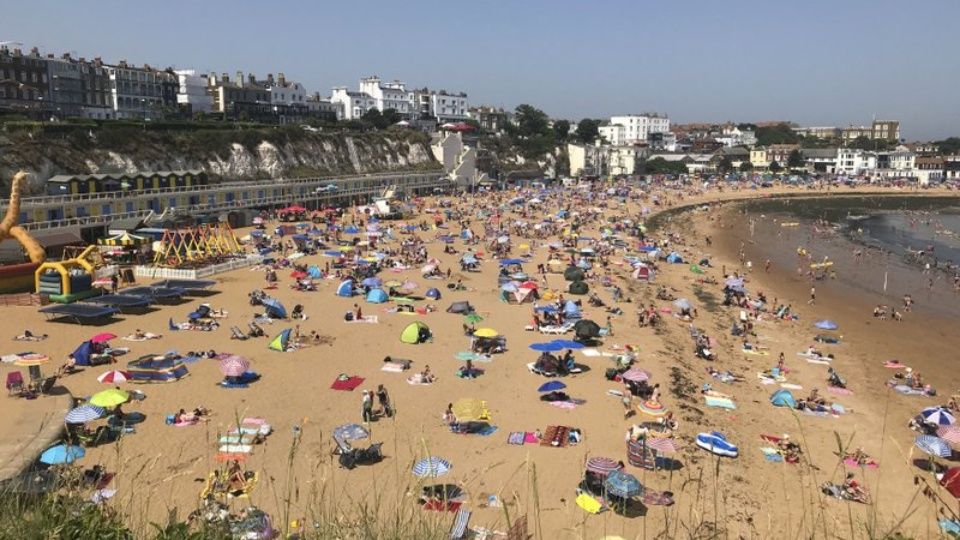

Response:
(539, 324), (573, 335)
(381, 362), (405, 373)
(39, 304), (119, 324)
(450, 508), (471, 539)
(230, 326), (249, 340)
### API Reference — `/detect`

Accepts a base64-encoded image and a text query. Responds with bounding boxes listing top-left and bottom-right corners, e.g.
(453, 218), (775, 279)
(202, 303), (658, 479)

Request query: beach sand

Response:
(1, 184), (957, 538)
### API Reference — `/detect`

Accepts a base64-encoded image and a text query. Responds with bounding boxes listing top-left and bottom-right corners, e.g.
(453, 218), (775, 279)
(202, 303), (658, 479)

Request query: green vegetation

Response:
(847, 136), (894, 151)
(576, 119), (601, 144)
(787, 149), (805, 169)
(642, 157), (688, 175)
(739, 161), (754, 172)
(936, 137), (960, 154)
(755, 123), (800, 146)
(717, 156), (734, 174)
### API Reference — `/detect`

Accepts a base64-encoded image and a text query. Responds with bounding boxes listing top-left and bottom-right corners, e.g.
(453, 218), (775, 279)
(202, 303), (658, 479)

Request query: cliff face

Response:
(0, 126), (440, 195)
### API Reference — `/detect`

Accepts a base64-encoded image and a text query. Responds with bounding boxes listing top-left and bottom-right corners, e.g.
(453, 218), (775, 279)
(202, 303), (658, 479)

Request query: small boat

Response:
(696, 432), (738, 458)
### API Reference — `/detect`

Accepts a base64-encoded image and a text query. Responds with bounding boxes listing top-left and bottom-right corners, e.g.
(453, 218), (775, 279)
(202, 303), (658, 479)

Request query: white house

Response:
(263, 73), (305, 106)
(835, 148), (877, 176)
(174, 70), (214, 114)
(716, 125), (757, 147)
(414, 88), (468, 122)
(358, 76), (413, 116)
(607, 146), (642, 176)
(599, 114), (670, 145)
(330, 87), (376, 120)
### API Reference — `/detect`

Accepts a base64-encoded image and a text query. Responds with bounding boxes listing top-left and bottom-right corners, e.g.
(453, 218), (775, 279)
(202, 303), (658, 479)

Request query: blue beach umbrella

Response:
(551, 340), (585, 350)
(604, 469), (644, 498)
(40, 444), (86, 465)
(915, 435), (952, 458)
(412, 456), (451, 478)
(538, 381), (567, 393)
(814, 320), (839, 330)
(529, 342), (565, 352)
(65, 405), (105, 424)
(920, 407), (956, 427)
(361, 277), (382, 288)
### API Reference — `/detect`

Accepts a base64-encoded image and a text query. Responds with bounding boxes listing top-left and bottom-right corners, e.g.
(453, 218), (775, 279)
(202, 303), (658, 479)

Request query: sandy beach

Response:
(2, 183), (958, 539)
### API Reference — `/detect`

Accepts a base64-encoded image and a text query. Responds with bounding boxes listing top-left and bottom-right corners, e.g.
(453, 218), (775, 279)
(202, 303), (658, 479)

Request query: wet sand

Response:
(0, 184), (957, 539)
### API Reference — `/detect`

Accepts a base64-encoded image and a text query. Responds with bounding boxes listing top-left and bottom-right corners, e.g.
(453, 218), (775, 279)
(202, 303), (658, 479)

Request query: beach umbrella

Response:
(97, 370), (131, 384)
(551, 339), (584, 350)
(538, 381), (567, 393)
(64, 404), (105, 424)
(401, 280), (418, 291)
(585, 456), (622, 477)
(40, 444), (85, 465)
(473, 328), (498, 338)
(814, 320), (839, 330)
(921, 407), (956, 426)
(361, 277), (382, 288)
(621, 368), (651, 382)
(529, 342), (565, 352)
(638, 400), (668, 417)
(937, 425), (960, 446)
(90, 333), (117, 344)
(672, 298), (693, 310)
(604, 470), (643, 498)
(384, 280), (402, 288)
(451, 398), (488, 422)
(941, 467), (960, 499)
(219, 355), (251, 377)
(646, 437), (680, 453)
(261, 298), (287, 319)
(915, 435), (952, 458)
(412, 456), (451, 478)
(725, 277), (745, 288)
(333, 423), (370, 442)
(89, 388), (130, 408)
(13, 354), (49, 367)
(464, 314), (483, 324)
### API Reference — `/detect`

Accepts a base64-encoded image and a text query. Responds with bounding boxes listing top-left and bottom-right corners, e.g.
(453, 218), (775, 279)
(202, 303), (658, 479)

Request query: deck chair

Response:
(38, 376), (57, 395)
(6, 371), (24, 396)
(450, 508), (471, 539)
(230, 326), (249, 340)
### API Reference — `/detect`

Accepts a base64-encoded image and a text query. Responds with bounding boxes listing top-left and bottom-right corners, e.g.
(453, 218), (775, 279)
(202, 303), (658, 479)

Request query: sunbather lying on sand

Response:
(14, 330), (47, 341)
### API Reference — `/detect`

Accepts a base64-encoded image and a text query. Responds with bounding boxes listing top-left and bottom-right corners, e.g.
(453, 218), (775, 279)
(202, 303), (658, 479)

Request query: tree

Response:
(755, 123), (800, 146)
(463, 118), (481, 131)
(739, 161), (754, 173)
(576, 119), (601, 144)
(361, 108), (384, 129)
(787, 149), (804, 169)
(553, 120), (570, 142)
(847, 136), (893, 151)
(717, 156), (734, 173)
(937, 137), (960, 154)
(737, 123), (758, 131)
(769, 160), (783, 173)
(643, 157), (688, 175)
(380, 108), (401, 127)
(514, 104), (550, 138)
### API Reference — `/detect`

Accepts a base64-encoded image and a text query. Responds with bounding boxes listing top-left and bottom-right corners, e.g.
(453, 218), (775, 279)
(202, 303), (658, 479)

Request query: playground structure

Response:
(35, 245), (100, 303)
(0, 171), (47, 293)
(152, 223), (244, 268)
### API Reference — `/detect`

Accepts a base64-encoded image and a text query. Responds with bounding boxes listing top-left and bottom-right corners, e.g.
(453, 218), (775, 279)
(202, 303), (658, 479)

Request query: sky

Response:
(3, 0), (959, 140)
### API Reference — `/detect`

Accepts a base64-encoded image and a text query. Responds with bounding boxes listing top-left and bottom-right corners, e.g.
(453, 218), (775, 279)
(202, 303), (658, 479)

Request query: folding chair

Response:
(6, 371), (24, 396)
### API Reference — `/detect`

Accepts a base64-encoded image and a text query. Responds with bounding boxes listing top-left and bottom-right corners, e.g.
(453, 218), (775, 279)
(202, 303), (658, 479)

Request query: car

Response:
(315, 184), (338, 193)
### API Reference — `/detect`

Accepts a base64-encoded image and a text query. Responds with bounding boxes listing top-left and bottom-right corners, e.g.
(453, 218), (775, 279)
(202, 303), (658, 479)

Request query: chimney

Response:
(278, 72), (286, 86)
(62, 52), (71, 60)
(248, 73), (255, 85)
(94, 57), (102, 65)
(267, 73), (274, 85)
(236, 71), (243, 87)
(30, 47), (39, 56)
(79, 57), (86, 63)
(222, 72), (229, 83)
(210, 72), (217, 85)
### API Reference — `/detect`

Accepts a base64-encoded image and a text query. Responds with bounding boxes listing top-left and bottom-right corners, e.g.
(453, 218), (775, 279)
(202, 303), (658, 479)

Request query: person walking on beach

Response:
(808, 286), (816, 305)
(361, 390), (374, 423)
(376, 384), (393, 418)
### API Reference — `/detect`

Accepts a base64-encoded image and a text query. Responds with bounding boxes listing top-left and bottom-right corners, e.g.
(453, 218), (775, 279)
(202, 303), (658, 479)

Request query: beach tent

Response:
(446, 301), (474, 314)
(632, 264), (653, 282)
(574, 319), (601, 341)
(344, 225), (360, 234)
(335, 280), (354, 297)
(70, 341), (95, 366)
(563, 300), (582, 318)
(568, 281), (589, 295)
(425, 287), (442, 300)
(400, 322), (431, 344)
(666, 252), (684, 264)
(307, 266), (322, 279)
(268, 329), (292, 352)
(770, 389), (797, 408)
(366, 288), (389, 303)
(564, 266), (585, 282)
(262, 298), (287, 319)
(126, 355), (189, 383)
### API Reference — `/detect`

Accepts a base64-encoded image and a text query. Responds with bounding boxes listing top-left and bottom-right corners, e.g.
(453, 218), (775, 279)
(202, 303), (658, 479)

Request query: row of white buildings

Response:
(331, 76), (469, 123)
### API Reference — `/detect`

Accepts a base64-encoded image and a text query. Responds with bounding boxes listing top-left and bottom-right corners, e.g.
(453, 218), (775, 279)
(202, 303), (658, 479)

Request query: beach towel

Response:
(780, 383), (803, 390)
(381, 363), (405, 373)
(549, 401), (578, 410)
(883, 360), (906, 369)
(742, 349), (769, 356)
(760, 447), (783, 462)
(640, 489), (674, 507)
(705, 396), (737, 410)
(345, 316), (379, 324)
(805, 357), (831, 365)
(540, 426), (570, 447)
(331, 376), (365, 391)
(219, 444), (253, 454)
(842, 457), (879, 469)
(215, 452), (248, 462)
(507, 432), (525, 445)
(220, 381), (249, 389)
(220, 434), (258, 445)
(580, 349), (602, 357)
(524, 432), (540, 444)
(889, 382), (929, 396)
(827, 386), (853, 396)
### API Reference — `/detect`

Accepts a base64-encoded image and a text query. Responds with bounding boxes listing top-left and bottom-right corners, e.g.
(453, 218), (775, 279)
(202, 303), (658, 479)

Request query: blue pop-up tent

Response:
(563, 300), (581, 318)
(71, 341), (94, 366)
(335, 280), (354, 297)
(425, 287), (442, 299)
(366, 288), (388, 303)
(307, 266), (322, 279)
(262, 298), (287, 319)
(770, 389), (797, 408)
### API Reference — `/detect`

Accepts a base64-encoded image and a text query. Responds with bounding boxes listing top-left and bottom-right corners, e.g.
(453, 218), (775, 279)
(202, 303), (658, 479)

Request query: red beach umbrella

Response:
(941, 467), (960, 499)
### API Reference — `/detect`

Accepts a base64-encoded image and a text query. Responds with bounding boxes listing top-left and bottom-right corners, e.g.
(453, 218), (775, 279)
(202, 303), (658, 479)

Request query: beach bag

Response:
(344, 312), (354, 322)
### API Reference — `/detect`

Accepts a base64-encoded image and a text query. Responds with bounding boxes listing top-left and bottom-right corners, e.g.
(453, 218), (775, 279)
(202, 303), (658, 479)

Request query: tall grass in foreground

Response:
(2, 399), (955, 540)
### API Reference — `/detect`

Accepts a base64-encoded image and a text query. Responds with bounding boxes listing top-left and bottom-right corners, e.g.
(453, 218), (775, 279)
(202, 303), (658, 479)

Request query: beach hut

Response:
(366, 288), (388, 303)
(126, 355), (189, 383)
(400, 322), (431, 344)
(335, 280), (354, 297)
(425, 287), (442, 300)
(568, 280), (589, 295)
(268, 329), (292, 352)
(770, 389), (797, 408)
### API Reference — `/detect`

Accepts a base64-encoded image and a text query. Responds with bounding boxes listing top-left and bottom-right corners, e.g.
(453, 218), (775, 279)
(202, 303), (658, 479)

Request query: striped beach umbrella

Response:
(638, 400), (668, 417)
(412, 456), (451, 478)
(604, 470), (644, 498)
(97, 370), (131, 384)
(921, 407), (956, 426)
(65, 404), (105, 424)
(646, 437), (680, 453)
(585, 456), (621, 477)
(915, 435), (953, 458)
(621, 368), (651, 383)
(219, 355), (251, 377)
(13, 354), (49, 367)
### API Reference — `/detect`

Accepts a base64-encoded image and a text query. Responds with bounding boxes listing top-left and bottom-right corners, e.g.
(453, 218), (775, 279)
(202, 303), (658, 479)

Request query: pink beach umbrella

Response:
(90, 333), (117, 344)
(97, 370), (131, 384)
(621, 368), (651, 382)
(218, 355), (251, 377)
(938, 425), (960, 447)
(646, 437), (680, 453)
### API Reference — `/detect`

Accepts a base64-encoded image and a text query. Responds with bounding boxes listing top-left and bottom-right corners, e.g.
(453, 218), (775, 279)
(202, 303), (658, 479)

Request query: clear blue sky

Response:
(3, 0), (959, 139)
